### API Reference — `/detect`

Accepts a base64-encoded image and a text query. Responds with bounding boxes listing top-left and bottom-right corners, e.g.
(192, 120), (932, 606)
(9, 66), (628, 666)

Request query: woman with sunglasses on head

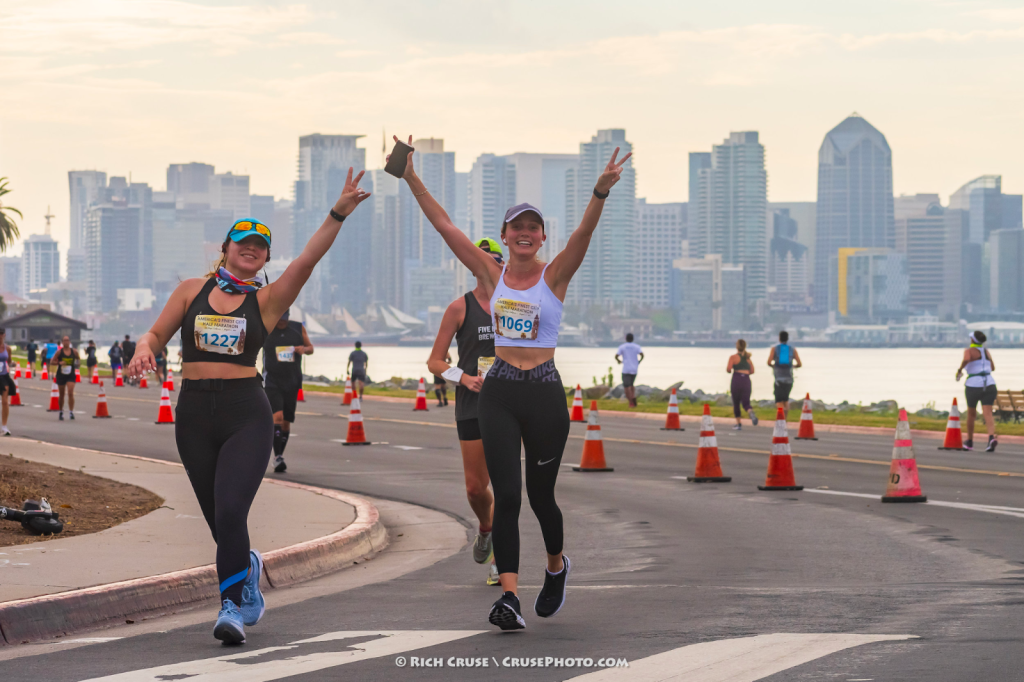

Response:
(127, 169), (370, 645)
(395, 135), (631, 630)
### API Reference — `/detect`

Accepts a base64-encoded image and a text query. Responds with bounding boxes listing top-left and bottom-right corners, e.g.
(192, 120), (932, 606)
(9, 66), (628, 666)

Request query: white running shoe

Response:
(486, 562), (500, 586)
(1, 426), (10, 436)
(473, 531), (493, 564)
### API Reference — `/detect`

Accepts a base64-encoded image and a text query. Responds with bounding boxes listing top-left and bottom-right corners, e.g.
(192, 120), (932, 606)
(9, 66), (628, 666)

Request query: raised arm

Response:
(260, 168), (371, 328)
(547, 148), (632, 296)
(128, 278), (201, 377)
(396, 136), (501, 292)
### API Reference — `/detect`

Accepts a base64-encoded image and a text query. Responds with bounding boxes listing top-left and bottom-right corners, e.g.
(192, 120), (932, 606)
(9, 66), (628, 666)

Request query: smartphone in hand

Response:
(385, 139), (415, 178)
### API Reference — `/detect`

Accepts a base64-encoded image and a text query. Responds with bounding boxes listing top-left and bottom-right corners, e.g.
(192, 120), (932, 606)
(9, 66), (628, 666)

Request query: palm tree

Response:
(0, 177), (23, 253)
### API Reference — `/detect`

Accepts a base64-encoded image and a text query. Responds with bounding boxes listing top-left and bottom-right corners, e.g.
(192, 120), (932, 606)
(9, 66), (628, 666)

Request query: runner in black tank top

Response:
(126, 168), (370, 645)
(262, 309), (313, 473)
(427, 238), (502, 586)
(51, 336), (80, 420)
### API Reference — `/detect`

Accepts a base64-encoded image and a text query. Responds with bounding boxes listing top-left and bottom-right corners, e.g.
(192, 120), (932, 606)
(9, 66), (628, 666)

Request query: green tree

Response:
(0, 178), (23, 252)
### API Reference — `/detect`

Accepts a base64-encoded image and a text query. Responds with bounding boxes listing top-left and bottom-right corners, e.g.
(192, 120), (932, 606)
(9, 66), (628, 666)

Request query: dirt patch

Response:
(0, 455), (163, 547)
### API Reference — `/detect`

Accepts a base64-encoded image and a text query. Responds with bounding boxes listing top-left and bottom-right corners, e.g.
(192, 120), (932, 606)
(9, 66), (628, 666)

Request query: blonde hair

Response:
(736, 338), (750, 359)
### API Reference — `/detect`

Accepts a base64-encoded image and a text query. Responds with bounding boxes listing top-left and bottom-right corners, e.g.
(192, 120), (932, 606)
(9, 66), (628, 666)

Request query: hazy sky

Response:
(3, 0), (1024, 255)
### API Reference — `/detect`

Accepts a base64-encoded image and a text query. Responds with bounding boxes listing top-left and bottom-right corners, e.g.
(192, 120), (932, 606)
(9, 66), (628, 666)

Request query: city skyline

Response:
(4, 0), (1024, 253)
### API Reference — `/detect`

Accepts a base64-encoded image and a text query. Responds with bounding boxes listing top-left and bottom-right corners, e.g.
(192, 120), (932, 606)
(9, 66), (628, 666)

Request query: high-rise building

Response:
(670, 254), (745, 332)
(505, 153), (579, 247)
(167, 163), (215, 207)
(690, 132), (767, 308)
(813, 114), (895, 311)
(250, 195), (275, 225)
(566, 129), (636, 307)
(769, 208), (810, 309)
(635, 199), (686, 308)
(66, 250), (86, 284)
(84, 200), (143, 313)
(990, 229), (1024, 312)
(151, 192), (207, 301)
(468, 153), (516, 245)
(0, 256), (22, 296)
(831, 248), (907, 324)
(894, 195), (965, 319)
(209, 172), (250, 220)
(22, 231), (61, 295)
(68, 171), (107, 251)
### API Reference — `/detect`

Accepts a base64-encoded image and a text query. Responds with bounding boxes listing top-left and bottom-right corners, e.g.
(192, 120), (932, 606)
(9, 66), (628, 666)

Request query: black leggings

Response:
(731, 372), (752, 417)
(477, 358), (570, 575)
(174, 377), (273, 605)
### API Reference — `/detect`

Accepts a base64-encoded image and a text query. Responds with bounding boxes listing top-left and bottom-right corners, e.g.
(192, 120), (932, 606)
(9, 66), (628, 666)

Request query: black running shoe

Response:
(488, 591), (525, 630)
(274, 456), (287, 473)
(535, 555), (571, 618)
(58, 411), (63, 421)
(964, 439), (974, 451)
(985, 436), (998, 453)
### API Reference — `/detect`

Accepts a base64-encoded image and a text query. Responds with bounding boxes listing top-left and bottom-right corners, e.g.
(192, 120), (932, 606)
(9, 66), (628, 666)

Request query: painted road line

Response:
(80, 630), (485, 682)
(805, 488), (1024, 519)
(564, 633), (915, 682)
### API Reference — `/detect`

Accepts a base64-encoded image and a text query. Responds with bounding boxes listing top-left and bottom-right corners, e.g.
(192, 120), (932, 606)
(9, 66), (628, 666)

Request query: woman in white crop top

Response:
(396, 135), (631, 631)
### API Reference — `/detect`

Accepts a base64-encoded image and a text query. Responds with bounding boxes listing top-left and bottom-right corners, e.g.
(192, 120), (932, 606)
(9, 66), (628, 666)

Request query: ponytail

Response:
(736, 338), (749, 359)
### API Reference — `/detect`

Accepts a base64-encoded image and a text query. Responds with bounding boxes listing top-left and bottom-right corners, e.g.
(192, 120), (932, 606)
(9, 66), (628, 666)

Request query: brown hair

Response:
(736, 338), (750, 359)
(205, 239), (271, 278)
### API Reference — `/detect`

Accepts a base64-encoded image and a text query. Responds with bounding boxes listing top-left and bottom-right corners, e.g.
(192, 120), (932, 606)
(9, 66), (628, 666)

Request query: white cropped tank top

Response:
(490, 264), (563, 348)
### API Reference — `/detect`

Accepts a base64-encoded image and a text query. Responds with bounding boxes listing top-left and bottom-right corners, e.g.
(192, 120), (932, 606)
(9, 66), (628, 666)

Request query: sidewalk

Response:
(0, 439), (387, 644)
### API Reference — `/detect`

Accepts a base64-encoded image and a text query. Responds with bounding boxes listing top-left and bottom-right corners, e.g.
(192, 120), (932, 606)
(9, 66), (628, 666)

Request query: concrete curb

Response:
(0, 449), (388, 645)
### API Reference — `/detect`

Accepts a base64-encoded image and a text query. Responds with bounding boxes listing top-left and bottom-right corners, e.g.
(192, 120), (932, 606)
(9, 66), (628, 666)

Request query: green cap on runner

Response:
(476, 237), (504, 261)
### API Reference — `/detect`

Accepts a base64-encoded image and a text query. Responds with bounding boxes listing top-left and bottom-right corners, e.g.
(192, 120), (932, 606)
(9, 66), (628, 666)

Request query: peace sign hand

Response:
(332, 167), (371, 217)
(595, 147), (633, 194)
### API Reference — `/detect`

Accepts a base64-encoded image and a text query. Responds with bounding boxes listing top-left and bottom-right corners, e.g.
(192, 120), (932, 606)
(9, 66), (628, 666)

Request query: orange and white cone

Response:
(139, 374), (148, 389)
(882, 409), (927, 503)
(938, 398), (965, 451)
(155, 386), (174, 424)
(413, 377), (429, 411)
(573, 401), (614, 472)
(661, 388), (684, 431)
(342, 376), (353, 406)
(75, 367), (82, 383)
(9, 377), (22, 406)
(794, 393), (817, 440)
(46, 382), (60, 412)
(342, 397), (370, 445)
(91, 366), (99, 384)
(165, 369), (175, 391)
(687, 403), (730, 482)
(93, 381), (111, 418)
(758, 407), (803, 491)
(41, 365), (48, 381)
(569, 385), (585, 422)
(13, 362), (20, 379)
(114, 366), (124, 387)
(24, 365), (32, 379)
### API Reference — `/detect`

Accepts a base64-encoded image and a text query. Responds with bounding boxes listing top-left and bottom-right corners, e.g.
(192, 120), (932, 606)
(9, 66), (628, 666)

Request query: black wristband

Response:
(329, 208), (346, 223)
(593, 188), (609, 200)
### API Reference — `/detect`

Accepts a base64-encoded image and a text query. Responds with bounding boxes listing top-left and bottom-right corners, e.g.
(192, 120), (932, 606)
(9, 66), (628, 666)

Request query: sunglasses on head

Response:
(232, 221), (272, 238)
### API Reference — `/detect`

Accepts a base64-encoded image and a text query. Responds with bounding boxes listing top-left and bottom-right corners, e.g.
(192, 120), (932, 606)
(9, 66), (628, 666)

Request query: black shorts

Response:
(55, 370), (76, 385)
(0, 375), (16, 396)
(965, 384), (997, 409)
(774, 380), (793, 404)
(433, 375), (446, 386)
(621, 373), (636, 388)
(266, 384), (298, 422)
(351, 370), (367, 384)
(456, 418), (481, 441)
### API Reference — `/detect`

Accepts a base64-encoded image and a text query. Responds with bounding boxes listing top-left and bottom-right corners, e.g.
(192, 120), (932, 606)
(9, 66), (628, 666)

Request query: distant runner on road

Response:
(615, 333), (644, 407)
(956, 330), (998, 452)
(122, 335), (137, 385)
(85, 340), (97, 378)
(108, 341), (124, 377)
(49, 335), (80, 420)
(767, 330), (801, 419)
(26, 339), (38, 370)
(433, 355), (451, 407)
(726, 338), (758, 430)
(427, 237), (504, 588)
(263, 309), (314, 473)
(347, 341), (368, 399)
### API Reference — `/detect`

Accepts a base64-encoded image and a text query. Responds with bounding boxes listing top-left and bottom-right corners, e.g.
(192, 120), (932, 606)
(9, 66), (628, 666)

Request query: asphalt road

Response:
(2, 378), (1023, 681)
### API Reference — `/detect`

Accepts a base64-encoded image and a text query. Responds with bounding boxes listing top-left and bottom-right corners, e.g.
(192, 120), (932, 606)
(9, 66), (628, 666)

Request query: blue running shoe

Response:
(213, 599), (246, 645)
(240, 549), (265, 626)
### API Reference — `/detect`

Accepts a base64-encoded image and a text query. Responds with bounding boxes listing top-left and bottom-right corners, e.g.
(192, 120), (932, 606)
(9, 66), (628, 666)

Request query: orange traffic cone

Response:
(882, 409), (927, 503)
(573, 401), (614, 472)
(413, 377), (429, 411)
(758, 407), (803, 491)
(91, 366), (99, 384)
(46, 382), (60, 412)
(794, 393), (817, 440)
(155, 387), (174, 424)
(93, 381), (111, 418)
(13, 362), (20, 379)
(297, 386), (305, 402)
(74, 367), (82, 383)
(165, 369), (175, 391)
(569, 385), (585, 422)
(41, 365), (48, 381)
(24, 364), (32, 379)
(938, 398), (965, 451)
(114, 366), (124, 387)
(342, 397), (370, 445)
(139, 374), (148, 389)
(342, 376), (353, 406)
(687, 404), (731, 482)
(661, 388), (684, 431)
(9, 377), (22, 406)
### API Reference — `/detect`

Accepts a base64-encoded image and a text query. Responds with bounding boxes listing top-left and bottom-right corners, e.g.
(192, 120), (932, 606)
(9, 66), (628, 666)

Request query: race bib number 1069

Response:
(493, 298), (540, 341)
(194, 315), (247, 355)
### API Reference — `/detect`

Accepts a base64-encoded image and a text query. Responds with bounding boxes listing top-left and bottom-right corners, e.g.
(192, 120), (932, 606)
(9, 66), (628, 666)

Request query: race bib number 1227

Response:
(194, 315), (247, 355)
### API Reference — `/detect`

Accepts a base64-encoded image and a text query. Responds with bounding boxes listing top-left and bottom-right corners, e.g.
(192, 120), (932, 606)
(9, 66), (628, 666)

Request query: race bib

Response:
(0, 361), (6, 374)
(61, 365), (72, 375)
(193, 315), (246, 355)
(477, 356), (495, 376)
(494, 298), (540, 341)
(276, 346), (295, 363)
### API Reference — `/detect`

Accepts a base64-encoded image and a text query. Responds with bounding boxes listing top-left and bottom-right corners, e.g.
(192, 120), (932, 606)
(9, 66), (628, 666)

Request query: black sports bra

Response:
(180, 278), (267, 367)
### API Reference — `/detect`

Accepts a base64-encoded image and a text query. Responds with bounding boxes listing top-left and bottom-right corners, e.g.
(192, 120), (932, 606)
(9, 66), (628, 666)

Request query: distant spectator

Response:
(615, 333), (644, 407)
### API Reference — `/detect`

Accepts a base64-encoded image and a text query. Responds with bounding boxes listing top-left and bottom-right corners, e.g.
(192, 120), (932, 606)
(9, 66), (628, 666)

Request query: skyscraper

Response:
(894, 195), (964, 318)
(690, 132), (767, 308)
(468, 153), (517, 244)
(505, 153), (579, 247)
(166, 163), (215, 207)
(21, 234), (60, 294)
(411, 139), (456, 267)
(635, 199), (686, 308)
(566, 129), (636, 307)
(68, 171), (107, 251)
(84, 200), (143, 313)
(813, 114), (895, 311)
